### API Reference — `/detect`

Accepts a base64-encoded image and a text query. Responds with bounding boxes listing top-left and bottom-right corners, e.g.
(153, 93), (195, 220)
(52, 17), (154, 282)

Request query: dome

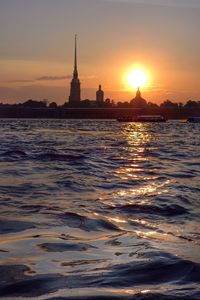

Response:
(130, 87), (147, 108)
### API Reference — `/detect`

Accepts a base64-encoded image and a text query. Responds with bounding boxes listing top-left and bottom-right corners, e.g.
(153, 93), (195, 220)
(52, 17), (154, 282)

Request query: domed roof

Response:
(130, 87), (147, 108)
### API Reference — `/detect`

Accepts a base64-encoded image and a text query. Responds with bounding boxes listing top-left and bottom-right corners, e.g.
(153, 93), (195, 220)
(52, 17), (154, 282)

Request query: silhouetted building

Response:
(130, 87), (147, 108)
(96, 84), (104, 104)
(69, 35), (81, 105)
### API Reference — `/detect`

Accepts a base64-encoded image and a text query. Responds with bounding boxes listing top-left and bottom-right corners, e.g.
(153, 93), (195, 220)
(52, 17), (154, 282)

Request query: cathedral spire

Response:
(73, 34), (78, 79)
(69, 35), (81, 105)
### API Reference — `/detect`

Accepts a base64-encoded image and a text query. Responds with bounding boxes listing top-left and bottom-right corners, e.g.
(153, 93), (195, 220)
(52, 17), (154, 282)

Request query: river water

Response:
(0, 119), (200, 300)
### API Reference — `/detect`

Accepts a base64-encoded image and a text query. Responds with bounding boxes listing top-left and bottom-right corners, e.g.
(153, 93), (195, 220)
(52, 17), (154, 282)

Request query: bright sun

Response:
(127, 69), (148, 89)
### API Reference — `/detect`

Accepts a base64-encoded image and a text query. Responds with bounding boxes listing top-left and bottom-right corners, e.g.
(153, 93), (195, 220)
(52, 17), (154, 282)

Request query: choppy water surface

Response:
(0, 119), (200, 300)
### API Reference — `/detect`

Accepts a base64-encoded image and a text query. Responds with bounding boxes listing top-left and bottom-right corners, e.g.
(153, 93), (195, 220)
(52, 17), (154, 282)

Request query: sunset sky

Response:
(1, 0), (200, 104)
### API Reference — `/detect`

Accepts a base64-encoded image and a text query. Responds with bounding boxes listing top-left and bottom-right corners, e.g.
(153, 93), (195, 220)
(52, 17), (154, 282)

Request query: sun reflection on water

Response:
(109, 122), (173, 207)
(98, 122), (175, 245)
(107, 217), (127, 224)
(122, 123), (153, 150)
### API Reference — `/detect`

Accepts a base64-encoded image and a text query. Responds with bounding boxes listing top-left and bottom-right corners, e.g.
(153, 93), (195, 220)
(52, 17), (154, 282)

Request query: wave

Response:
(48, 291), (200, 300)
(0, 253), (200, 297)
(36, 153), (86, 161)
(0, 219), (36, 234)
(60, 212), (121, 232)
(115, 203), (188, 217)
(1, 150), (27, 157)
(98, 254), (200, 287)
(0, 150), (87, 162)
(38, 242), (96, 252)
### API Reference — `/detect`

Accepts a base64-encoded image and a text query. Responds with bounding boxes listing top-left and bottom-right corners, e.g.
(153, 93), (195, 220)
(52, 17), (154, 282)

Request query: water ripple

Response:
(0, 119), (199, 298)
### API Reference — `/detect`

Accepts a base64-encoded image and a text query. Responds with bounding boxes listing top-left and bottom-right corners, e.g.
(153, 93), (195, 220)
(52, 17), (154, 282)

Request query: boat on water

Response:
(187, 117), (200, 123)
(117, 115), (167, 122)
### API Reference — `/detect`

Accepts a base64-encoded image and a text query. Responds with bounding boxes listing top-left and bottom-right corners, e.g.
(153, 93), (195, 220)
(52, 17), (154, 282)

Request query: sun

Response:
(127, 69), (148, 89)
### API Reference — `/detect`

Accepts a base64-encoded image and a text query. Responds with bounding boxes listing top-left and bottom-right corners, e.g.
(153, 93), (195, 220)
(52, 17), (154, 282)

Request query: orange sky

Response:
(0, 0), (200, 104)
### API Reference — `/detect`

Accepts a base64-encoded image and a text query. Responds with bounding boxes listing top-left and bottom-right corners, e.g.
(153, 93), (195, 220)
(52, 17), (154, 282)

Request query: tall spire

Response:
(73, 34), (78, 79)
(69, 34), (81, 104)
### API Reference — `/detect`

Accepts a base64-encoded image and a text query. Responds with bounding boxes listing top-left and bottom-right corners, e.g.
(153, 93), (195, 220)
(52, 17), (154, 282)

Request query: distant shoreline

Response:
(0, 107), (199, 119)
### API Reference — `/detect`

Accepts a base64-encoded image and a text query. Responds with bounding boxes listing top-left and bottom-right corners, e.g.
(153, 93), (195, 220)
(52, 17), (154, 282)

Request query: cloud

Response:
(9, 79), (34, 83)
(37, 75), (71, 81)
(9, 75), (71, 84)
(8, 75), (96, 84)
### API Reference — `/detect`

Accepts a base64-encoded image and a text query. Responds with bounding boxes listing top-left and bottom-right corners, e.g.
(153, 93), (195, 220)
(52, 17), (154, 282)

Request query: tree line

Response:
(0, 98), (200, 110)
(0, 98), (200, 119)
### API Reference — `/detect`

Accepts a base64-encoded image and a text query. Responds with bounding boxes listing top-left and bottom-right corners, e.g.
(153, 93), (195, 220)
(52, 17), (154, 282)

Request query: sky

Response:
(0, 0), (200, 104)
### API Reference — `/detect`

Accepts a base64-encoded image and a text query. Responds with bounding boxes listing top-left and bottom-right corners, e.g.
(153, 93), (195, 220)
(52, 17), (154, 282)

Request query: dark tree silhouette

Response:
(22, 99), (47, 108)
(49, 102), (58, 109)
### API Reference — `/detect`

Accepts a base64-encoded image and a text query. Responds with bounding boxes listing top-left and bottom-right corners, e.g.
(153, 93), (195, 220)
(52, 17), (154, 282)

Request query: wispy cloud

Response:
(9, 75), (71, 83)
(37, 75), (71, 81)
(9, 79), (33, 83)
(9, 74), (96, 84)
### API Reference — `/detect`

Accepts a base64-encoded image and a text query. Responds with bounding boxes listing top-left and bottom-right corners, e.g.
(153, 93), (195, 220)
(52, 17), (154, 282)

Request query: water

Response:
(0, 119), (200, 300)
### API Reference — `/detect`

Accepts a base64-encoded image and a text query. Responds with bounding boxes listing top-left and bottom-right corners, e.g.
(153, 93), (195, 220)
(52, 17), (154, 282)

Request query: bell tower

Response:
(96, 84), (104, 104)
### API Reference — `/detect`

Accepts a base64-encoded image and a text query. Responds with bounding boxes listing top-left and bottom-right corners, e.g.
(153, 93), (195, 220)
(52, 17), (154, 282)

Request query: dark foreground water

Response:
(0, 119), (200, 300)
